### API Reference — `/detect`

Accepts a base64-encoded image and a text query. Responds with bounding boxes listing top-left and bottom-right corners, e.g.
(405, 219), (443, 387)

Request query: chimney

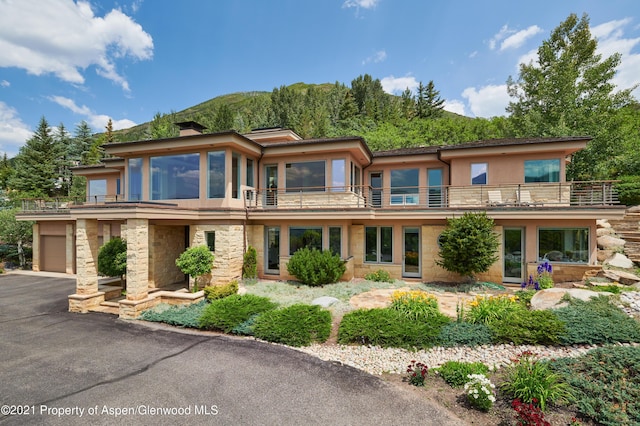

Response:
(176, 121), (207, 137)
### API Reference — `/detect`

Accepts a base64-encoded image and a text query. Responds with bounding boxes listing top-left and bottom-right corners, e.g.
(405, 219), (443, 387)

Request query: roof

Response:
(262, 136), (373, 158)
(437, 136), (592, 151)
(373, 146), (439, 158)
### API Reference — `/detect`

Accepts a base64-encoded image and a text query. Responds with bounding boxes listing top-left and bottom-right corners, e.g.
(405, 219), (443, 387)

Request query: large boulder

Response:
(596, 227), (615, 237)
(598, 249), (614, 262)
(530, 288), (604, 310)
(598, 269), (640, 286)
(604, 252), (635, 269)
(596, 219), (611, 228)
(312, 296), (340, 308)
(597, 235), (626, 250)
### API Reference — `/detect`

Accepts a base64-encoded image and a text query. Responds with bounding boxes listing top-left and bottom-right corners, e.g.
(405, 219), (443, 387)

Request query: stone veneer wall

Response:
(149, 225), (185, 288)
(526, 262), (598, 283)
(247, 225), (264, 276)
(190, 224), (245, 286)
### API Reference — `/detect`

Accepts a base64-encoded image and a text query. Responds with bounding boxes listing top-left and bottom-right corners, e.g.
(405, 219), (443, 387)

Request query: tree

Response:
(147, 112), (179, 139)
(55, 123), (73, 195)
(175, 245), (214, 291)
(10, 116), (66, 197)
(0, 153), (14, 190)
(506, 13), (636, 180)
(0, 208), (33, 269)
(97, 237), (127, 285)
(212, 104), (235, 131)
(400, 88), (416, 119)
(416, 81), (444, 119)
(104, 118), (115, 143)
(436, 212), (500, 282)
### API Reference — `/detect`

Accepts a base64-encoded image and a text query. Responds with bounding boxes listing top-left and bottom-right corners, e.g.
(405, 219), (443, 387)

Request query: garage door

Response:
(41, 236), (66, 273)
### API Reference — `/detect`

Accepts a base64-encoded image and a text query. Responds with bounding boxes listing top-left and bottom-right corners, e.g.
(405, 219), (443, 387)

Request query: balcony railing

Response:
(20, 194), (127, 212)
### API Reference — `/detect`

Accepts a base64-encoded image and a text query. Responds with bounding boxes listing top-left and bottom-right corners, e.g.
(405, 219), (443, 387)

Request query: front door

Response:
(503, 228), (524, 283)
(403, 227), (421, 278)
(370, 172), (383, 208)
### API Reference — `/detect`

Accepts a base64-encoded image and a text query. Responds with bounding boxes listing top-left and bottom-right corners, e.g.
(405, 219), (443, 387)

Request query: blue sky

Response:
(1, 0), (639, 157)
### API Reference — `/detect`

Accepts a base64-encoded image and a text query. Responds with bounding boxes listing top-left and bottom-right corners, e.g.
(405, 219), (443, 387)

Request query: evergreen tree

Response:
(104, 118), (115, 143)
(416, 81), (444, 119)
(0, 153), (14, 190)
(506, 13), (635, 179)
(147, 112), (179, 139)
(55, 123), (73, 195)
(10, 117), (65, 197)
(212, 104), (235, 131)
(67, 121), (94, 165)
(401, 88), (416, 120)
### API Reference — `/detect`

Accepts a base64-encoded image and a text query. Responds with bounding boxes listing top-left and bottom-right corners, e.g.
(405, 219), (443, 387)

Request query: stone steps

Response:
(609, 212), (640, 263)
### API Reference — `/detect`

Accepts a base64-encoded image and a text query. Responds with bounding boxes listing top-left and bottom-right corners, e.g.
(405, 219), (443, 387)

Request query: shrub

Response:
(199, 294), (277, 333)
(614, 175), (640, 206)
(252, 304), (332, 347)
(514, 289), (537, 308)
(465, 294), (523, 325)
(286, 247), (346, 286)
(406, 360), (429, 387)
(140, 301), (208, 328)
(501, 351), (570, 411)
(437, 361), (489, 388)
(364, 269), (393, 283)
(176, 245), (214, 291)
(550, 345), (640, 425)
(436, 212), (500, 282)
(231, 314), (260, 336)
(243, 245), (257, 279)
(337, 308), (450, 349)
(390, 290), (439, 320)
(203, 280), (238, 301)
(98, 237), (127, 283)
(512, 399), (551, 426)
(437, 322), (493, 347)
(464, 374), (496, 412)
(555, 296), (640, 345)
(489, 309), (565, 345)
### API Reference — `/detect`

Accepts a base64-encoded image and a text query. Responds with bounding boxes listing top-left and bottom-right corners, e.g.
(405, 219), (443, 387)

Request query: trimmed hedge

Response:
(203, 280), (238, 301)
(286, 247), (346, 286)
(199, 294), (277, 333)
(253, 304), (332, 347)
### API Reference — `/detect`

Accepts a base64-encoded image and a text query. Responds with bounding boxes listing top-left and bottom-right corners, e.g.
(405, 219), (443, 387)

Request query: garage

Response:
(40, 235), (66, 273)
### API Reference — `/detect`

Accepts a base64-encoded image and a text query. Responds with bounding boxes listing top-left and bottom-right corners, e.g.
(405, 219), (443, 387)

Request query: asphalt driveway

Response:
(0, 273), (465, 425)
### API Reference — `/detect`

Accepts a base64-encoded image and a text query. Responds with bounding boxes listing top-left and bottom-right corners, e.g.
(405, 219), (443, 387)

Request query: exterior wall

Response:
(149, 225), (185, 288)
(247, 224), (264, 277)
(190, 223), (245, 286)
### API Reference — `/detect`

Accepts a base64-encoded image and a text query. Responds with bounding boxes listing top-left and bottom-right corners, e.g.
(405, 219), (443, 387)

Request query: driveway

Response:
(0, 273), (465, 425)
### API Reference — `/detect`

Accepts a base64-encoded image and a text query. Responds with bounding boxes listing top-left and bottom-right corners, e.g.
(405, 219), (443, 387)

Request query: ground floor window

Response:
(205, 231), (215, 252)
(538, 228), (589, 263)
(365, 226), (392, 263)
(289, 227), (323, 255)
(329, 227), (341, 256)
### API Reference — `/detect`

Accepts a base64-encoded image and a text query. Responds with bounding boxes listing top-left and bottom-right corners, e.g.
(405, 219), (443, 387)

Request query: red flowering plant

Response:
(512, 398), (551, 426)
(406, 360), (428, 387)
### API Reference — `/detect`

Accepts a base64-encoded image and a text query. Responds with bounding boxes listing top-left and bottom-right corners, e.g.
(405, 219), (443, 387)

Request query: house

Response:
(18, 122), (626, 318)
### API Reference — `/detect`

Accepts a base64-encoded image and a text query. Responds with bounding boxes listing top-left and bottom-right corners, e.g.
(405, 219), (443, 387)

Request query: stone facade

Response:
(126, 219), (149, 301)
(190, 223), (245, 286)
(149, 225), (185, 288)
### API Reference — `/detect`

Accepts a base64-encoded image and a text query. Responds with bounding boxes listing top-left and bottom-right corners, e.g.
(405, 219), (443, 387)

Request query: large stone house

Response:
(18, 122), (626, 318)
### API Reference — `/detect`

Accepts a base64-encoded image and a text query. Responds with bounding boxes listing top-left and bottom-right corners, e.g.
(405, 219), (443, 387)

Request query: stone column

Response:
(65, 223), (75, 274)
(31, 223), (40, 272)
(75, 219), (99, 295)
(102, 222), (111, 245)
(126, 218), (149, 301)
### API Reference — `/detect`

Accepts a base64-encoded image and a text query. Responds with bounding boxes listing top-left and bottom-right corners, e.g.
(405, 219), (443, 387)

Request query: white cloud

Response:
(380, 75), (419, 95)
(461, 84), (510, 118)
(500, 25), (543, 51)
(469, 51), (478, 59)
(49, 96), (136, 131)
(343, 0), (379, 9)
(0, 0), (153, 92)
(0, 102), (32, 157)
(0, 80), (9, 88)
(362, 50), (387, 65)
(516, 48), (538, 70)
(489, 25), (512, 50)
(443, 100), (466, 116)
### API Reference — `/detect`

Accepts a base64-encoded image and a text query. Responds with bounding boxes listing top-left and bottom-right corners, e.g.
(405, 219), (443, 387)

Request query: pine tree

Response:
(66, 121), (94, 164)
(55, 123), (73, 196)
(0, 153), (14, 190)
(10, 117), (65, 197)
(415, 81), (444, 119)
(104, 118), (115, 143)
(212, 104), (235, 131)
(401, 88), (416, 119)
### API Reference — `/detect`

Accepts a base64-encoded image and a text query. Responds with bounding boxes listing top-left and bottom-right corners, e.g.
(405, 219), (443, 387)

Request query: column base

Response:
(118, 297), (159, 320)
(68, 292), (105, 313)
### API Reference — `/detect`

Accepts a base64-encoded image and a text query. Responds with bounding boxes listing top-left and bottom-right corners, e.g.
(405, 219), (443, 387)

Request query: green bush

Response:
(286, 247), (346, 286)
(253, 304), (332, 347)
(555, 296), (640, 345)
(614, 175), (640, 206)
(140, 301), (208, 328)
(337, 308), (450, 349)
(203, 280), (238, 301)
(550, 345), (640, 425)
(231, 314), (260, 336)
(176, 245), (214, 291)
(364, 269), (393, 283)
(501, 351), (570, 411)
(98, 237), (127, 281)
(489, 309), (565, 345)
(199, 294), (277, 333)
(436, 361), (489, 388)
(389, 290), (440, 320)
(243, 245), (257, 279)
(437, 322), (493, 347)
(514, 289), (537, 308)
(465, 294), (524, 325)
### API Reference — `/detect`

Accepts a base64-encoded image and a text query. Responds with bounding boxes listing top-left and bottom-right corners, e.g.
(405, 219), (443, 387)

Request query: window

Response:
(525, 159), (560, 183)
(232, 153), (240, 199)
(286, 161), (325, 192)
(329, 227), (341, 256)
(150, 153), (199, 200)
(246, 158), (254, 187)
(365, 226), (392, 263)
(471, 163), (487, 185)
(128, 158), (142, 201)
(427, 168), (443, 207)
(116, 178), (121, 196)
(331, 159), (345, 192)
(538, 228), (589, 263)
(390, 168), (419, 204)
(88, 179), (107, 202)
(208, 151), (225, 198)
(205, 231), (215, 252)
(289, 227), (323, 255)
(351, 163), (361, 194)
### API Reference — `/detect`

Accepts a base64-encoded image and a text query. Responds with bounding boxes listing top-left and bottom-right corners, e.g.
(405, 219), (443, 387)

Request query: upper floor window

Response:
(391, 168), (419, 205)
(232, 153), (240, 199)
(471, 163), (487, 185)
(525, 159), (560, 183)
(331, 159), (345, 192)
(150, 153), (199, 200)
(246, 158), (254, 188)
(286, 161), (325, 192)
(88, 179), (107, 202)
(208, 151), (225, 198)
(128, 158), (142, 201)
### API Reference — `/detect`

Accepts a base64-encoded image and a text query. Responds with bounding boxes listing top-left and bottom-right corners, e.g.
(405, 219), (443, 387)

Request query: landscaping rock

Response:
(597, 249), (614, 262)
(599, 269), (640, 286)
(596, 227), (615, 237)
(596, 219), (611, 228)
(597, 234), (626, 250)
(604, 252), (635, 269)
(311, 296), (340, 308)
(530, 288), (603, 310)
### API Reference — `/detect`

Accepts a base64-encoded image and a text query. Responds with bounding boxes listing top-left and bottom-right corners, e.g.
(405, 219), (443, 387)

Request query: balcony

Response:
(20, 195), (128, 213)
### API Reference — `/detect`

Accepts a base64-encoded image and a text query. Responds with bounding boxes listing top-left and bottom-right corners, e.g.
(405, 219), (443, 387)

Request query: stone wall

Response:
(149, 225), (185, 288)
(191, 224), (245, 286)
(526, 262), (597, 283)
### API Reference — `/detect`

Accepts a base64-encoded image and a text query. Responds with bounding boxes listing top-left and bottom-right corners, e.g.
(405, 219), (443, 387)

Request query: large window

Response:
(331, 159), (345, 192)
(88, 179), (107, 202)
(246, 158), (254, 188)
(391, 168), (419, 204)
(471, 163), (487, 185)
(351, 163), (361, 194)
(427, 168), (443, 207)
(289, 227), (323, 255)
(538, 228), (589, 263)
(286, 161), (325, 192)
(525, 159), (560, 183)
(329, 227), (341, 256)
(150, 153), (199, 200)
(365, 226), (392, 263)
(232, 153), (240, 199)
(208, 151), (225, 198)
(128, 158), (142, 201)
